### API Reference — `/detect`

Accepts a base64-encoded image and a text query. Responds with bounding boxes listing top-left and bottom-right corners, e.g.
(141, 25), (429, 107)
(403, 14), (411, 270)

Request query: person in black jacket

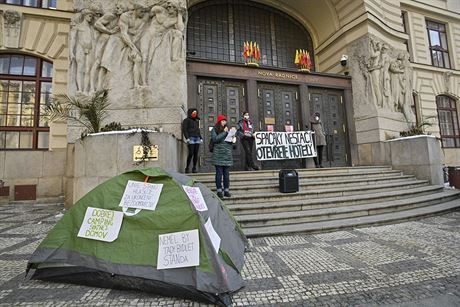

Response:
(236, 111), (259, 171)
(182, 108), (202, 173)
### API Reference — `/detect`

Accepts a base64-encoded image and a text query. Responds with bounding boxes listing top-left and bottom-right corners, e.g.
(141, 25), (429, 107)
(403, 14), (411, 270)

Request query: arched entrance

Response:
(186, 0), (351, 171)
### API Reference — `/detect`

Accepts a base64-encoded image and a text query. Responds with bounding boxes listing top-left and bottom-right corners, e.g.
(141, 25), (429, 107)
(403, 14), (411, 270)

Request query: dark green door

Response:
(197, 78), (246, 172)
(257, 83), (303, 170)
(309, 88), (349, 167)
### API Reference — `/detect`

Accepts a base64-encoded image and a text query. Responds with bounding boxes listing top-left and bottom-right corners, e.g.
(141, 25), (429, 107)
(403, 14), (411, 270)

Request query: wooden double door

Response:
(197, 78), (245, 173)
(257, 83), (303, 170)
(309, 88), (348, 167)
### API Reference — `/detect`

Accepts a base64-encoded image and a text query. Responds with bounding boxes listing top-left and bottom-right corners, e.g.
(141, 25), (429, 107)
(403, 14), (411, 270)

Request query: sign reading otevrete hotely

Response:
(254, 131), (317, 161)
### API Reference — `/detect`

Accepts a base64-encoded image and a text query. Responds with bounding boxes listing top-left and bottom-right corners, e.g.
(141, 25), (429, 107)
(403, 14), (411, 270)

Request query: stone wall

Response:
(359, 135), (443, 185)
(0, 149), (67, 202)
(70, 131), (181, 206)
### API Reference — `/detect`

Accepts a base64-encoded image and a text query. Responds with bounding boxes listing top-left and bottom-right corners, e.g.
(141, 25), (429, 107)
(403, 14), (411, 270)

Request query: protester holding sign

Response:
(310, 112), (326, 168)
(182, 108), (202, 173)
(211, 115), (234, 199)
(236, 111), (259, 171)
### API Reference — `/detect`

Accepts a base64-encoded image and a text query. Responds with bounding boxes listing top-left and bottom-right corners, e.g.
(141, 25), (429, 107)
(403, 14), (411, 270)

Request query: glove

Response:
(185, 138), (190, 144)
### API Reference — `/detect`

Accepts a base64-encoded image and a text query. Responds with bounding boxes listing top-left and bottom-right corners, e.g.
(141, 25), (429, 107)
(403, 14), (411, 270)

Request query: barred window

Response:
(437, 95), (460, 148)
(0, 54), (52, 150)
(187, 0), (315, 71)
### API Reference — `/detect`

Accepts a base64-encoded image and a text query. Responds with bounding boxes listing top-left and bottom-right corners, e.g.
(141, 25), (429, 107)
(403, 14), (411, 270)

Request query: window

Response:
(187, 0), (315, 70)
(426, 20), (450, 68)
(0, 0), (56, 9)
(437, 95), (460, 148)
(0, 54), (52, 150)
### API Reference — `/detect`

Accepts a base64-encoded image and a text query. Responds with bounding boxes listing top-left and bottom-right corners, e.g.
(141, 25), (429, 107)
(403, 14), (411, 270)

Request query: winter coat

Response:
(236, 118), (255, 138)
(310, 115), (326, 146)
(211, 128), (233, 167)
(182, 108), (201, 139)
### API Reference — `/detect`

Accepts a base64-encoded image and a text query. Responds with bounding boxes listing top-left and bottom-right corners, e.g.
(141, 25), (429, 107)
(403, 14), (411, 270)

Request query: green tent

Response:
(27, 168), (247, 306)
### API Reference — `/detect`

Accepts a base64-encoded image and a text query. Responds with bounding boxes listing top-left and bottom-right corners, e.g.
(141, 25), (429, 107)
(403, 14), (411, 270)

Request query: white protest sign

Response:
(119, 180), (163, 211)
(204, 218), (221, 253)
(183, 186), (208, 212)
(157, 229), (200, 270)
(254, 131), (317, 161)
(77, 207), (124, 242)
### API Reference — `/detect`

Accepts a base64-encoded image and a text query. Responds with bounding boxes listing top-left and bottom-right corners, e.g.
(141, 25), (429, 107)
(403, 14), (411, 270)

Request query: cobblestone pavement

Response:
(0, 203), (459, 306)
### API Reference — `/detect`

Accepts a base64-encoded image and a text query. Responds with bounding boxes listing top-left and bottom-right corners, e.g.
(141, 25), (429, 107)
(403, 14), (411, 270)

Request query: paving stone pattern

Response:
(0, 203), (459, 306)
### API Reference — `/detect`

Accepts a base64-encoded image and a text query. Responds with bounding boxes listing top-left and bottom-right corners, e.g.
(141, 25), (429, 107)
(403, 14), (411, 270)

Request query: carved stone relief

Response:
(2, 10), (22, 49)
(350, 36), (416, 124)
(70, 0), (187, 109)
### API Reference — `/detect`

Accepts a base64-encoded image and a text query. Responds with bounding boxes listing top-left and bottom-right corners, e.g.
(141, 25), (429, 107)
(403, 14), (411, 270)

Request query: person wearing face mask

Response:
(211, 115), (235, 199)
(310, 112), (326, 168)
(236, 111), (259, 171)
(182, 108), (202, 173)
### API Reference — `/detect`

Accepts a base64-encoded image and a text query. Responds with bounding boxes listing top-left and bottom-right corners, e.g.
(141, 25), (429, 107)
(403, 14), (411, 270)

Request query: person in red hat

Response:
(211, 114), (235, 199)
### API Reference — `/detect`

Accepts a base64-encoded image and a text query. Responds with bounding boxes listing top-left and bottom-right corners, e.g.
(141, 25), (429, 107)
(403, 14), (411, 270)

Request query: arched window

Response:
(0, 54), (52, 150)
(187, 0), (315, 70)
(437, 95), (460, 148)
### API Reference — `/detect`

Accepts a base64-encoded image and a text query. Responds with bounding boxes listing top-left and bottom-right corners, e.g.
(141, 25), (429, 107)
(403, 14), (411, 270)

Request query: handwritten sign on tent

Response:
(157, 229), (200, 270)
(204, 218), (221, 253)
(183, 186), (208, 212)
(119, 180), (163, 211)
(254, 131), (317, 161)
(77, 207), (124, 242)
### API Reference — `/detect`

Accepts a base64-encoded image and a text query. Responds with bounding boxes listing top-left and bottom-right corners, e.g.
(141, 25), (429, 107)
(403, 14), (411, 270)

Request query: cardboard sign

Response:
(183, 186), (208, 212)
(204, 218), (221, 253)
(77, 207), (124, 242)
(119, 180), (163, 211)
(157, 229), (200, 270)
(254, 131), (317, 161)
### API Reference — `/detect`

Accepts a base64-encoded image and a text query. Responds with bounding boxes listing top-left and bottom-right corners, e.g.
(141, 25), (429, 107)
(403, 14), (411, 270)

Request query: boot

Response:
(217, 192), (224, 199)
(192, 167), (197, 173)
(224, 191), (231, 197)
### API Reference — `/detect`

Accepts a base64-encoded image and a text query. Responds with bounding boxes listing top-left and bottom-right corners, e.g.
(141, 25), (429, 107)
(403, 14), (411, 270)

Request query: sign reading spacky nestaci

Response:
(254, 131), (317, 161)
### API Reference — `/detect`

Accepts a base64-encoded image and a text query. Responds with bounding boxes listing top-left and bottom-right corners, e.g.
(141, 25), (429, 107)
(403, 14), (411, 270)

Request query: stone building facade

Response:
(0, 0), (459, 203)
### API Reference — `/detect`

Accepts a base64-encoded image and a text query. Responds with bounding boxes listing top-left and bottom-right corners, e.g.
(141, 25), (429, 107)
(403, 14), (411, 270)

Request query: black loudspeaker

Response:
(279, 169), (299, 193)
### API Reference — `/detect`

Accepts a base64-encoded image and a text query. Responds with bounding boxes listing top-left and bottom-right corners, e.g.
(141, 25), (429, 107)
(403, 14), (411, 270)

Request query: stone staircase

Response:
(190, 166), (460, 237)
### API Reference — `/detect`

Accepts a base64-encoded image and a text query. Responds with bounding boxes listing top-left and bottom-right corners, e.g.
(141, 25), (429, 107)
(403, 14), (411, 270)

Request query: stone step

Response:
(223, 180), (429, 204)
(243, 197), (460, 237)
(211, 175), (416, 193)
(198, 170), (404, 185)
(236, 190), (460, 228)
(226, 185), (444, 215)
(189, 166), (393, 181)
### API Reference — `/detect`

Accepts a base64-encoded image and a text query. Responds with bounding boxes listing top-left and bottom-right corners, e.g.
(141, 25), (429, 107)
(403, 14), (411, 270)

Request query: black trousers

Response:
(241, 137), (256, 169)
(186, 144), (200, 169)
(313, 145), (324, 167)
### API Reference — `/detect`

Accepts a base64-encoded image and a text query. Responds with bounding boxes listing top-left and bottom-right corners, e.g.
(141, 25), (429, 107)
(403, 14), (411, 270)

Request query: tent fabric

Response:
(27, 168), (247, 306)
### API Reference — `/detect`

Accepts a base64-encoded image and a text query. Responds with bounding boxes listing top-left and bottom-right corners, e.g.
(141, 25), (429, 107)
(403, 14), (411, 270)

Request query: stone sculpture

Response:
(358, 38), (416, 124)
(69, 0), (187, 95)
(70, 9), (96, 94)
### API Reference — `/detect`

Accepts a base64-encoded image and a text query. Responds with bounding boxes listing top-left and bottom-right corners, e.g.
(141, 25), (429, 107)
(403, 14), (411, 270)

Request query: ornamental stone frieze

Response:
(349, 35), (416, 126)
(68, 0), (188, 141)
(2, 10), (22, 49)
